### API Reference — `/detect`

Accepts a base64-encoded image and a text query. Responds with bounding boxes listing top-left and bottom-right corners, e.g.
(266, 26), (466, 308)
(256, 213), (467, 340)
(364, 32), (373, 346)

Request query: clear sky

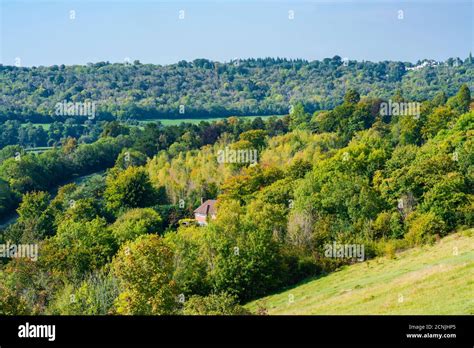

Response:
(1, 0), (472, 67)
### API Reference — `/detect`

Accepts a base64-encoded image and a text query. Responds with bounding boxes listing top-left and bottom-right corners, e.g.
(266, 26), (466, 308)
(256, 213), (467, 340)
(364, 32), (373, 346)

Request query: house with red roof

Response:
(193, 199), (217, 226)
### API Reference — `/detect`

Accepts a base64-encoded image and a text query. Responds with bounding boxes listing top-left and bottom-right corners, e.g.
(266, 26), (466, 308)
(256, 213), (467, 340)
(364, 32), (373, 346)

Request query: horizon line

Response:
(1, 55), (471, 69)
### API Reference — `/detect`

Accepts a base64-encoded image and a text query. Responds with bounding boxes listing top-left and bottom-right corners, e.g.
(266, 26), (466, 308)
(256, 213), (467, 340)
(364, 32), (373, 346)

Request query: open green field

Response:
(20, 123), (52, 130)
(246, 230), (474, 315)
(25, 146), (54, 153)
(138, 115), (285, 126)
(19, 115), (285, 128)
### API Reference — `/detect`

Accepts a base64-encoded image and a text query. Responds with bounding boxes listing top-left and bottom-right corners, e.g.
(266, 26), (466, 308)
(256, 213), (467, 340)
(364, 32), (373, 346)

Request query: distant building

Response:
(406, 60), (440, 71)
(194, 199), (217, 226)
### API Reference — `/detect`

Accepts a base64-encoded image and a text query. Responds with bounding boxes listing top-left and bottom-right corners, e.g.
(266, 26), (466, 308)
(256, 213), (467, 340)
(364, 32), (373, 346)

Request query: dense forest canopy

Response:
(1, 56), (473, 122)
(0, 78), (472, 314)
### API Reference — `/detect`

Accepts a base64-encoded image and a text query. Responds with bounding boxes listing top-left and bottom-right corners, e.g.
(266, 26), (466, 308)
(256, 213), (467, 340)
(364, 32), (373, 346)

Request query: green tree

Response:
(114, 149), (148, 170)
(112, 235), (178, 315)
(239, 129), (267, 150)
(104, 166), (157, 213)
(111, 208), (163, 244)
(206, 200), (284, 302)
(101, 121), (130, 138)
(40, 217), (116, 280)
(343, 89), (360, 105)
(164, 226), (211, 296)
(421, 106), (456, 140)
(286, 159), (312, 180)
(61, 198), (102, 222)
(0, 178), (16, 215)
(17, 191), (54, 241)
(456, 84), (471, 113)
(447, 84), (471, 114)
(420, 173), (468, 230)
(289, 103), (310, 131)
(431, 91), (447, 107)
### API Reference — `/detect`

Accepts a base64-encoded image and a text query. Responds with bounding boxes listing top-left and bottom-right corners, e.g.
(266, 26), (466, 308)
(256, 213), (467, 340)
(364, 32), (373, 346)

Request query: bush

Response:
(405, 212), (446, 246)
(376, 239), (408, 259)
(0, 281), (30, 315)
(47, 272), (119, 315)
(182, 293), (251, 315)
(372, 211), (391, 239)
(280, 250), (320, 285)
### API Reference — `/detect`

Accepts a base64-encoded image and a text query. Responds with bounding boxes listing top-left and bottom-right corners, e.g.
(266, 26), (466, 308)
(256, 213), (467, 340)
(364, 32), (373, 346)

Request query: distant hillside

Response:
(1, 56), (473, 122)
(245, 230), (474, 315)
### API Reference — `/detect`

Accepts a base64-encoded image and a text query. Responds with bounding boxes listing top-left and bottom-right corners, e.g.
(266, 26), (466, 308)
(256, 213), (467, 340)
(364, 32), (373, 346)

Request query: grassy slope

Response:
(246, 230), (474, 315)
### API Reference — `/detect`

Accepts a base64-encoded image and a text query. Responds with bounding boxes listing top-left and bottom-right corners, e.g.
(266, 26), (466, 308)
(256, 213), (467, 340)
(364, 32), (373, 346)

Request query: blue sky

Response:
(1, 0), (472, 66)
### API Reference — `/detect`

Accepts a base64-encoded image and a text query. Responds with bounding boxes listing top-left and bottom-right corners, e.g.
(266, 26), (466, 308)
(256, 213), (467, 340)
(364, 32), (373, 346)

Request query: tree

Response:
(456, 84), (471, 113)
(101, 121), (130, 138)
(0, 178), (16, 215)
(420, 173), (468, 230)
(112, 235), (178, 315)
(205, 200), (285, 302)
(447, 84), (471, 114)
(40, 217), (116, 280)
(104, 166), (157, 213)
(0, 145), (24, 165)
(387, 62), (405, 82)
(111, 208), (163, 244)
(343, 89), (360, 105)
(286, 159), (312, 180)
(164, 226), (211, 296)
(289, 103), (310, 131)
(114, 149), (148, 170)
(61, 198), (102, 222)
(0, 155), (48, 193)
(397, 114), (422, 145)
(431, 91), (447, 107)
(17, 191), (54, 241)
(62, 137), (78, 155)
(421, 106), (456, 140)
(239, 129), (267, 150)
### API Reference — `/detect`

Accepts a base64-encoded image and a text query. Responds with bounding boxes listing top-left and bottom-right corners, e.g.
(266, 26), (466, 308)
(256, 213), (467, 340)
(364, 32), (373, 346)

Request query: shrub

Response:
(405, 212), (446, 246)
(47, 272), (119, 315)
(182, 293), (251, 315)
(372, 211), (391, 239)
(0, 281), (30, 315)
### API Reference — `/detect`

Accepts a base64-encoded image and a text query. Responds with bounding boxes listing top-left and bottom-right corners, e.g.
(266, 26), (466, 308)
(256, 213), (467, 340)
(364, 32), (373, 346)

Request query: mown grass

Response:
(138, 115), (284, 126)
(245, 229), (474, 315)
(20, 115), (285, 128)
(21, 123), (52, 130)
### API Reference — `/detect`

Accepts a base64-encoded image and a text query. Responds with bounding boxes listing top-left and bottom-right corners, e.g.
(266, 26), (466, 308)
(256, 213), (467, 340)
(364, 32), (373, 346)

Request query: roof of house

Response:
(194, 199), (217, 216)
